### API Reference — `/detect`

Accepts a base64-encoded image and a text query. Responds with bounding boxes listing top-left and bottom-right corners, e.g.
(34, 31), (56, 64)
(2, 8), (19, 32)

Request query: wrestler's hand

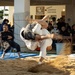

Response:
(42, 15), (49, 21)
(35, 35), (41, 41)
(55, 34), (63, 40)
(46, 34), (55, 39)
(8, 36), (12, 40)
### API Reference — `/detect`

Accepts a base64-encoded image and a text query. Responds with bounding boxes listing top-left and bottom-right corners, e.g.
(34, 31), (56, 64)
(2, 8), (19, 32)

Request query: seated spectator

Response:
(0, 24), (21, 59)
(60, 26), (70, 36)
(71, 24), (75, 38)
(71, 24), (75, 50)
(0, 24), (2, 31)
(65, 23), (71, 34)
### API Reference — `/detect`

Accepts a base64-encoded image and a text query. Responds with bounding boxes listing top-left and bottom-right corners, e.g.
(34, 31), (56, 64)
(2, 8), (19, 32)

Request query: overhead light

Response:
(63, 9), (65, 11)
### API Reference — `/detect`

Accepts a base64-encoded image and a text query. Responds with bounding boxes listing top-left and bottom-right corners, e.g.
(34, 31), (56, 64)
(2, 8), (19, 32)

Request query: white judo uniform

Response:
(20, 23), (52, 58)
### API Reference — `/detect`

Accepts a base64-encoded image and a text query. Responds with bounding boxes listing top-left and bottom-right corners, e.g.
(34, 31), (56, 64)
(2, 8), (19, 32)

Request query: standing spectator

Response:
(51, 24), (60, 34)
(57, 17), (66, 31)
(47, 21), (53, 32)
(51, 24), (60, 50)
(0, 19), (11, 31)
(51, 17), (57, 26)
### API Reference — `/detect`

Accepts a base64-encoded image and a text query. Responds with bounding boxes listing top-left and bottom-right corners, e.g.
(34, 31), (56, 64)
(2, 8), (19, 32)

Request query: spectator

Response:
(60, 26), (70, 36)
(66, 23), (71, 33)
(51, 24), (60, 50)
(51, 24), (60, 34)
(71, 24), (75, 37)
(47, 21), (53, 32)
(0, 24), (21, 59)
(57, 17), (66, 31)
(71, 24), (75, 50)
(0, 19), (11, 31)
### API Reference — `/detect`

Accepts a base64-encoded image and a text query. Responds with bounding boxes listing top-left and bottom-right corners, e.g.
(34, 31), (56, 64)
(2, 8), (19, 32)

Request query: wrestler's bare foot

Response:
(38, 57), (48, 64)
(38, 57), (44, 64)
(0, 52), (5, 59)
(0, 55), (4, 59)
(39, 57), (44, 62)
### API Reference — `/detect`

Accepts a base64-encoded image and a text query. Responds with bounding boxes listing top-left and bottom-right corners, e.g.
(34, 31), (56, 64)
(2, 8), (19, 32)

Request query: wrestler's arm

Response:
(35, 33), (62, 41)
(42, 15), (49, 21)
(25, 15), (49, 29)
(37, 20), (48, 29)
(40, 34), (55, 40)
(25, 15), (49, 21)
(46, 34), (63, 40)
(35, 33), (54, 41)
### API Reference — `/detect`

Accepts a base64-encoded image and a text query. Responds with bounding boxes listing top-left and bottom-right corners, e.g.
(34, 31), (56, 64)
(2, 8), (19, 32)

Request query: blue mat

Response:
(0, 51), (38, 60)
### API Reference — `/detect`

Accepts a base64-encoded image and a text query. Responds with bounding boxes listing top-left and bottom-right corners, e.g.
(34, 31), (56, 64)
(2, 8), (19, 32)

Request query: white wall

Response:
(30, 6), (36, 19)
(7, 5), (65, 25)
(30, 5), (65, 20)
(0, 6), (14, 25)
(9, 6), (14, 25)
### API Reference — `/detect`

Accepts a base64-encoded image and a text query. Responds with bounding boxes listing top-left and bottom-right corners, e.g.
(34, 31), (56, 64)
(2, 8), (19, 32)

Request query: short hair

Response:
(3, 19), (9, 23)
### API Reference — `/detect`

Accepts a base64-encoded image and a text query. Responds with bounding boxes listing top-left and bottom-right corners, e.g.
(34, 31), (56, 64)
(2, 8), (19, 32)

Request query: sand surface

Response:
(0, 55), (75, 75)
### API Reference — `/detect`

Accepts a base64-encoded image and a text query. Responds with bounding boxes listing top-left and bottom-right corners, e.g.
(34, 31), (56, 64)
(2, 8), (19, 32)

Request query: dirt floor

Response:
(0, 55), (75, 75)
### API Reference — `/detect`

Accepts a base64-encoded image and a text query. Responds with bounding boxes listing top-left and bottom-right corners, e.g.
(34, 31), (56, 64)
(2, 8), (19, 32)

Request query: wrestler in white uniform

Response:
(20, 23), (52, 59)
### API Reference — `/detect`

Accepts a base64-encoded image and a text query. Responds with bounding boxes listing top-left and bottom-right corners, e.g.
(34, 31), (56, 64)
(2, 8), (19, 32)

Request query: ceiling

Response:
(0, 0), (73, 6)
(0, 0), (14, 6)
(30, 0), (72, 5)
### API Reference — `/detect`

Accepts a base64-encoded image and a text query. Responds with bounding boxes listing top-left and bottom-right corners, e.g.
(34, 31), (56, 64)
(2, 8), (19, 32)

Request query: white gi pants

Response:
(39, 29), (52, 58)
